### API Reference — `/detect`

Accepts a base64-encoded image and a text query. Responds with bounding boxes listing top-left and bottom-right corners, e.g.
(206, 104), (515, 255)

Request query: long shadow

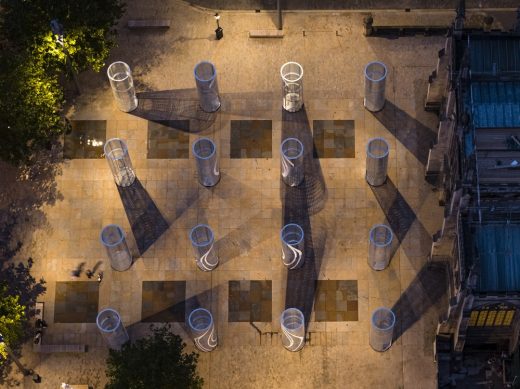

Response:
(370, 177), (432, 264)
(372, 100), (437, 166)
(117, 178), (169, 256)
(130, 89), (217, 133)
(281, 107), (328, 330)
(392, 262), (449, 341)
(215, 210), (279, 265)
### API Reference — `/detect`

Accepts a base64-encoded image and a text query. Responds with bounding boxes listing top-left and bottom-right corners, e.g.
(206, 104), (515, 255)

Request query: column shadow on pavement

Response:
(131, 89), (217, 133)
(281, 107), (328, 331)
(391, 261), (449, 342)
(371, 100), (437, 166)
(369, 177), (432, 267)
(117, 178), (169, 256)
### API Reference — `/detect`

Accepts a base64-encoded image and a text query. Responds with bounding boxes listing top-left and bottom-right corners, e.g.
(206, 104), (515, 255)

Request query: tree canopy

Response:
(0, 258), (46, 365)
(0, 0), (125, 163)
(105, 326), (204, 389)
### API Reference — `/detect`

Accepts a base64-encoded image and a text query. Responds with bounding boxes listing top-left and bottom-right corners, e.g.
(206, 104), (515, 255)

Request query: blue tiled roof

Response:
(471, 81), (520, 128)
(476, 224), (520, 293)
(471, 36), (520, 74)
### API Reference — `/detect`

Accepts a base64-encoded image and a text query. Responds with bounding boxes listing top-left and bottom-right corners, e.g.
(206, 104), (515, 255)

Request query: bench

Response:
(36, 344), (87, 353)
(127, 19), (170, 29)
(249, 30), (284, 38)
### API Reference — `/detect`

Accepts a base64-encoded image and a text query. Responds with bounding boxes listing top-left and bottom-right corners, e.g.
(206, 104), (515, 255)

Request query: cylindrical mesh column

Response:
(281, 62), (304, 112)
(190, 224), (218, 271)
(364, 61), (387, 112)
(194, 61), (221, 113)
(281, 308), (305, 352)
(193, 138), (220, 187)
(100, 224), (132, 271)
(370, 307), (395, 352)
(368, 224), (393, 271)
(104, 138), (136, 187)
(188, 308), (217, 352)
(366, 137), (389, 186)
(280, 138), (304, 187)
(107, 62), (138, 112)
(96, 308), (129, 350)
(281, 223), (304, 269)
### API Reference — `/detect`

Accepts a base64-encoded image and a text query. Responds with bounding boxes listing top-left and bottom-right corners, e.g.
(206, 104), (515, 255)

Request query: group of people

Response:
(71, 267), (103, 282)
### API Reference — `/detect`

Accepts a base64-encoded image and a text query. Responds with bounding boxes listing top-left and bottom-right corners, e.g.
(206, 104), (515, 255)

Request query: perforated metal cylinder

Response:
(188, 308), (217, 352)
(281, 137), (304, 187)
(364, 61), (387, 112)
(281, 62), (304, 112)
(370, 307), (395, 352)
(281, 308), (305, 352)
(100, 224), (132, 271)
(366, 137), (389, 186)
(368, 224), (393, 270)
(107, 62), (138, 112)
(104, 138), (136, 187)
(281, 223), (305, 269)
(96, 308), (129, 350)
(190, 224), (218, 271)
(193, 138), (220, 187)
(194, 61), (220, 113)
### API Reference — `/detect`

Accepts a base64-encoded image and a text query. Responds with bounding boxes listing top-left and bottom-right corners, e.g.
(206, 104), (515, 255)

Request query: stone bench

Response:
(127, 19), (170, 29)
(36, 344), (87, 353)
(249, 30), (284, 38)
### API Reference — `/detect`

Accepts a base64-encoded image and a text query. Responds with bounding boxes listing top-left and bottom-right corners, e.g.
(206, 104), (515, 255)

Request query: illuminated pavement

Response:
(15, 1), (459, 387)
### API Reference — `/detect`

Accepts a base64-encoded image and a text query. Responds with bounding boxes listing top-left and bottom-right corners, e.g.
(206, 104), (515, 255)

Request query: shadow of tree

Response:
(0, 144), (63, 259)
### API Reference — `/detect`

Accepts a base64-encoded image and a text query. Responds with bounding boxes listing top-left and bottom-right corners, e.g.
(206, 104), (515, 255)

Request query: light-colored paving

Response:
(12, 1), (449, 388)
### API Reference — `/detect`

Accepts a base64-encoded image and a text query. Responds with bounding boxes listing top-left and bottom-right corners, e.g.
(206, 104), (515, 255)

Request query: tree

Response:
(0, 286), (25, 361)
(0, 0), (125, 163)
(0, 258), (46, 364)
(1, 0), (124, 73)
(105, 326), (204, 389)
(0, 52), (64, 163)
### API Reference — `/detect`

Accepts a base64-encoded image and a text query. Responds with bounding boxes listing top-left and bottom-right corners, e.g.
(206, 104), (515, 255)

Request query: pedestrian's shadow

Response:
(130, 89), (217, 133)
(117, 178), (169, 256)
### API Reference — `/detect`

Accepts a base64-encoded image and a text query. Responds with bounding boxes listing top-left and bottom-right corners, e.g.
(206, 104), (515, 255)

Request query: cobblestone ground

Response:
(6, 1), (515, 388)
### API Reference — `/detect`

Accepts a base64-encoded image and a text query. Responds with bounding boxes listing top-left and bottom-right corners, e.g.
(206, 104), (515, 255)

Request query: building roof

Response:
(471, 81), (520, 128)
(470, 35), (520, 75)
(474, 223), (520, 293)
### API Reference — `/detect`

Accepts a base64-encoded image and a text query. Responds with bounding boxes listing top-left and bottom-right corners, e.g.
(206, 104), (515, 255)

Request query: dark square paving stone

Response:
(313, 120), (355, 158)
(141, 281), (186, 322)
(147, 121), (190, 159)
(64, 120), (106, 159)
(314, 280), (358, 322)
(54, 282), (99, 323)
(228, 280), (272, 322)
(230, 120), (272, 158)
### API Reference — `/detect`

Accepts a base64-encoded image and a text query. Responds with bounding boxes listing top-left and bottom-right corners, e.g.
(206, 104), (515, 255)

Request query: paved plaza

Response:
(8, 1), (475, 387)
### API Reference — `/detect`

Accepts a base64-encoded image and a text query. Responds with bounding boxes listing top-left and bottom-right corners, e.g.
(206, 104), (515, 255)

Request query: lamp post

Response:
(50, 19), (81, 95)
(214, 13), (223, 40)
(0, 333), (40, 382)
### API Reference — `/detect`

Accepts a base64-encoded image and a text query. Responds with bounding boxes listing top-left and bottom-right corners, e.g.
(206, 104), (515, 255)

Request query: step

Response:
(249, 30), (284, 38)
(128, 19), (170, 29)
